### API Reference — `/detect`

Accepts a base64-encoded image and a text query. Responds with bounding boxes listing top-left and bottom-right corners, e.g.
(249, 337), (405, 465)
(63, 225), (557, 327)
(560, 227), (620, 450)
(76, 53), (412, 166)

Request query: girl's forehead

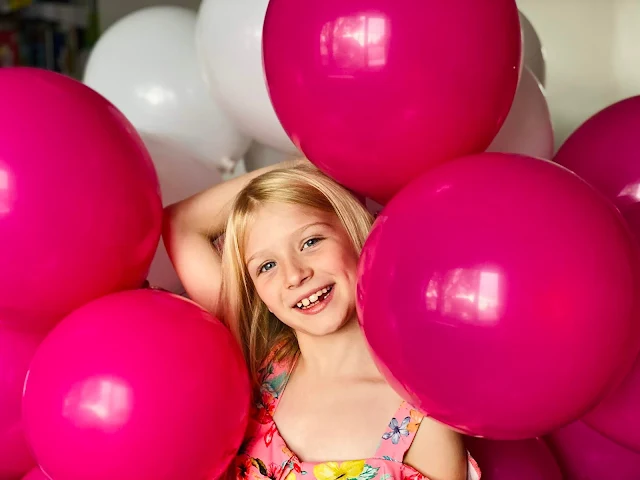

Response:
(252, 203), (333, 229)
(243, 205), (337, 258)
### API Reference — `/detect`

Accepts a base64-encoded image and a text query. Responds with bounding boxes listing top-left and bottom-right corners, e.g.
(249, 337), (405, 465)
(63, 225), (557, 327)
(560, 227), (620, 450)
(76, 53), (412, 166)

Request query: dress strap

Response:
(373, 401), (425, 462)
(259, 347), (299, 411)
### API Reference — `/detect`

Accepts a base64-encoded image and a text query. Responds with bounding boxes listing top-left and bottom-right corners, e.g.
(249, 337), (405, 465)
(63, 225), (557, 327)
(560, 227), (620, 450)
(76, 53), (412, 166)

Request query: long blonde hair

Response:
(219, 162), (373, 388)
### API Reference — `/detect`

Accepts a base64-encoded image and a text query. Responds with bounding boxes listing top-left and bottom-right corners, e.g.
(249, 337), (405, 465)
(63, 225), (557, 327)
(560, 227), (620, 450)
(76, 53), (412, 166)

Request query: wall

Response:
(517, 0), (639, 148)
(98, 0), (201, 31)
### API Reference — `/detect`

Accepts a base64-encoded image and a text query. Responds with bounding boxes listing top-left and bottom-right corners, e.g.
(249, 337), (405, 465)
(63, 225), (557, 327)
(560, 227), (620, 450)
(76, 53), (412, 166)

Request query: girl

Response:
(164, 160), (481, 480)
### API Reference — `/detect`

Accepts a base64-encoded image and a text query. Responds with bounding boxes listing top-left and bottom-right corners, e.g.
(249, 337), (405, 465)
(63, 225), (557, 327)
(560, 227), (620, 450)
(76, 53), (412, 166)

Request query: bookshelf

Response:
(1, 0), (32, 14)
(0, 0), (98, 78)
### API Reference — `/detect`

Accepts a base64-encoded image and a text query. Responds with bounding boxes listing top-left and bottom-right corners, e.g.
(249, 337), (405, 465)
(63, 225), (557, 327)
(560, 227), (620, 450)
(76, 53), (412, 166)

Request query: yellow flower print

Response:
(313, 460), (365, 480)
(284, 472), (296, 480)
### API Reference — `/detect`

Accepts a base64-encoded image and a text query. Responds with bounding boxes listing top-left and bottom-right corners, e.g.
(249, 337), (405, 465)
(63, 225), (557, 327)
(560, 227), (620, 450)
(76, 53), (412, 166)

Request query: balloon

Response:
(0, 67), (162, 332)
(519, 11), (546, 86)
(84, 6), (250, 174)
(547, 421), (640, 480)
(244, 141), (300, 172)
(465, 437), (562, 480)
(554, 97), (640, 451)
(585, 358), (640, 453)
(554, 96), (640, 242)
(23, 289), (250, 480)
(357, 152), (640, 439)
(487, 67), (554, 159)
(195, 0), (298, 154)
(555, 99), (640, 451)
(141, 133), (222, 293)
(263, 0), (521, 203)
(21, 468), (49, 480)
(0, 323), (43, 479)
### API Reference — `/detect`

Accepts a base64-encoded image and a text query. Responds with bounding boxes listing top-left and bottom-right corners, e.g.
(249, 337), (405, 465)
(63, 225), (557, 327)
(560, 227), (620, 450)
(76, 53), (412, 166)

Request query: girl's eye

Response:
(302, 237), (322, 249)
(259, 261), (276, 274)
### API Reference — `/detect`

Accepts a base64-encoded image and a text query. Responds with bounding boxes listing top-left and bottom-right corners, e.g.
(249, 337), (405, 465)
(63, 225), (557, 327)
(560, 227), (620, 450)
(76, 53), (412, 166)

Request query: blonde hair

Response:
(219, 162), (373, 388)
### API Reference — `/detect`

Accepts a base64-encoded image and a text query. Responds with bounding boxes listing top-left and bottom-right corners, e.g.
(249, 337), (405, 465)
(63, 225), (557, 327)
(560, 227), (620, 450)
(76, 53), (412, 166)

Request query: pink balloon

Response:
(356, 153), (640, 439)
(584, 358), (640, 453)
(263, 0), (521, 204)
(22, 289), (250, 480)
(21, 468), (49, 480)
(0, 323), (43, 479)
(553, 96), (640, 452)
(487, 67), (554, 159)
(465, 437), (562, 480)
(546, 421), (640, 480)
(554, 96), (640, 241)
(0, 67), (162, 331)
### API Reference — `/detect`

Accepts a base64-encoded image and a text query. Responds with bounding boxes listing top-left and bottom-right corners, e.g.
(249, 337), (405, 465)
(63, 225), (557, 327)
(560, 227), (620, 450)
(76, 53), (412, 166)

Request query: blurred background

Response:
(1, 0), (638, 150)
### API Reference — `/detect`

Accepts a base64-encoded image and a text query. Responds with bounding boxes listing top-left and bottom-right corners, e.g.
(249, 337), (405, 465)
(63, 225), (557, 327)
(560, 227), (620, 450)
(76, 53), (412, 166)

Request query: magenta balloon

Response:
(22, 289), (250, 480)
(0, 323), (43, 479)
(465, 437), (562, 480)
(263, 0), (521, 204)
(356, 152), (640, 439)
(554, 96), (640, 242)
(554, 96), (640, 452)
(547, 421), (640, 479)
(21, 468), (49, 480)
(0, 68), (162, 331)
(584, 358), (640, 453)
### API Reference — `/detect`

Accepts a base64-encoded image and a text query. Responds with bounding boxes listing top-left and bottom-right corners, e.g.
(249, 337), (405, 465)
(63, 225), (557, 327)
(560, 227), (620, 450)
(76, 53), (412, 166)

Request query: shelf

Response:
(0, 0), (32, 14)
(21, 2), (89, 28)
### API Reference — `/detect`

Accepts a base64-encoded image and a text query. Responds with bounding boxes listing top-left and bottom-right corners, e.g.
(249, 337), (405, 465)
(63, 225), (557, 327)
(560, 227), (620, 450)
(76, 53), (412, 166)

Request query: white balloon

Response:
(141, 133), (222, 294)
(196, 0), (298, 154)
(487, 67), (554, 159)
(519, 11), (547, 87)
(244, 141), (300, 172)
(83, 6), (250, 174)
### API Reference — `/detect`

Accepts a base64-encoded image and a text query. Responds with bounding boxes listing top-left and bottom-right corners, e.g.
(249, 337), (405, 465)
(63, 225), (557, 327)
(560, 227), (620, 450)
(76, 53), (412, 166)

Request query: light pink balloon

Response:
(0, 67), (162, 331)
(465, 437), (562, 480)
(0, 323), (44, 480)
(357, 153), (640, 439)
(22, 289), (250, 480)
(547, 421), (640, 479)
(487, 67), (554, 159)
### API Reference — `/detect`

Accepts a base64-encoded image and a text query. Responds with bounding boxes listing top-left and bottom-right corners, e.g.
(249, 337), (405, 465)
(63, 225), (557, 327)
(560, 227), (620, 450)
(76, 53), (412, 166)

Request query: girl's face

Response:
(244, 202), (359, 337)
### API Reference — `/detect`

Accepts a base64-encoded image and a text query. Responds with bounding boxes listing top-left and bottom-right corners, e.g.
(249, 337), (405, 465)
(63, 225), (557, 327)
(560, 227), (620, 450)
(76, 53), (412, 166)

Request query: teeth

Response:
(296, 286), (332, 309)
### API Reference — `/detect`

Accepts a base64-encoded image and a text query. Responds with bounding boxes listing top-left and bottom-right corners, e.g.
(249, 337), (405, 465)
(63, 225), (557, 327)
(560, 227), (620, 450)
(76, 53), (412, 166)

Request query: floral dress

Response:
(228, 350), (481, 480)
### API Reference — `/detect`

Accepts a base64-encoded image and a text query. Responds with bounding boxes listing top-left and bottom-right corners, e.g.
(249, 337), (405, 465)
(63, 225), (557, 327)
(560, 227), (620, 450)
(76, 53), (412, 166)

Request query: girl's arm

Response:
(163, 159), (299, 316)
(404, 418), (469, 480)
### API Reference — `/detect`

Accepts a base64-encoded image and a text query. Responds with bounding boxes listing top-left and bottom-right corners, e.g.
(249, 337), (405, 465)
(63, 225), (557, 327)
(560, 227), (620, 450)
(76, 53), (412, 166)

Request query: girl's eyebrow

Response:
(245, 221), (333, 266)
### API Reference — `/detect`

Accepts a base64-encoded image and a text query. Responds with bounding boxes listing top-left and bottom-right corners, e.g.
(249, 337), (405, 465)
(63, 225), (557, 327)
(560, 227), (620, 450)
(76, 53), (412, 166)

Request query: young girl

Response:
(164, 160), (481, 480)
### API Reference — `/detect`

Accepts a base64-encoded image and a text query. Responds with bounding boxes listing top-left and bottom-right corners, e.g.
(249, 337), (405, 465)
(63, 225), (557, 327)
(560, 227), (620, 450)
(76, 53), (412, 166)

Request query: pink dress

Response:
(228, 349), (481, 480)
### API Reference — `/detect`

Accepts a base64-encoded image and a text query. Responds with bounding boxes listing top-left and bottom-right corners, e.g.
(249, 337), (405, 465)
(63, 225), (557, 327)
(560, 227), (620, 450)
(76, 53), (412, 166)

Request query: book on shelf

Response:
(0, 0), (98, 78)
(0, 0), (32, 15)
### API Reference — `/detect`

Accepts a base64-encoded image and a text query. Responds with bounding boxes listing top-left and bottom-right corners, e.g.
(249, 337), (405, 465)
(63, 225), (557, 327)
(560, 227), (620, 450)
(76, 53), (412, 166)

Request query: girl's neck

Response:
(294, 315), (381, 380)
